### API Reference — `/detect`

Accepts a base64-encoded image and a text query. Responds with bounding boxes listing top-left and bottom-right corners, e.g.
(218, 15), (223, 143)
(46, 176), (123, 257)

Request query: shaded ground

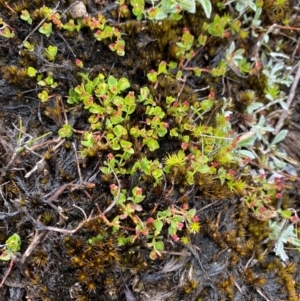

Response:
(0, 0), (300, 300)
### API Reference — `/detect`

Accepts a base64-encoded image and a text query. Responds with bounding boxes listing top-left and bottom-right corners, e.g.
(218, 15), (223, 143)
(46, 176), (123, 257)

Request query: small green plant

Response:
(23, 41), (35, 52)
(58, 124), (73, 138)
(269, 210), (300, 261)
(27, 66), (37, 77)
(37, 74), (58, 88)
(145, 205), (200, 259)
(63, 19), (82, 32)
(100, 181), (201, 259)
(237, 114), (288, 169)
(39, 22), (52, 37)
(20, 10), (33, 25)
(203, 14), (231, 37)
(0, 233), (21, 261)
(43, 45), (58, 61)
(0, 20), (15, 39)
(130, 0), (212, 21)
(38, 90), (49, 102)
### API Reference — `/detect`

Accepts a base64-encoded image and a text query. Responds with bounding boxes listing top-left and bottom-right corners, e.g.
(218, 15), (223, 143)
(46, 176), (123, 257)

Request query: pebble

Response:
(69, 1), (88, 19)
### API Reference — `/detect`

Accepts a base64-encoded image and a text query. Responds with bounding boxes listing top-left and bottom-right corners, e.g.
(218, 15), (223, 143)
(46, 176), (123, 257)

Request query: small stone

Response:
(69, 1), (88, 19)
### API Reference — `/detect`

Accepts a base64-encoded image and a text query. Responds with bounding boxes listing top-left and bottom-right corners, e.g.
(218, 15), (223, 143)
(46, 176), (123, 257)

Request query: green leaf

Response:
(115, 39), (125, 56)
(110, 115), (124, 125)
(113, 125), (127, 137)
(197, 34), (207, 46)
(27, 67), (37, 77)
(24, 41), (35, 51)
(270, 130), (288, 147)
(110, 140), (120, 150)
(198, 164), (211, 174)
(158, 61), (168, 75)
(117, 77), (130, 91)
(152, 168), (163, 180)
(58, 124), (73, 138)
(291, 238), (300, 247)
(277, 209), (292, 219)
(120, 140), (134, 154)
(170, 128), (179, 137)
(147, 70), (158, 83)
(139, 158), (150, 174)
(0, 27), (15, 38)
(107, 75), (118, 88)
(20, 10), (32, 24)
(6, 233), (21, 252)
(81, 132), (94, 148)
(139, 87), (150, 101)
(154, 220), (163, 233)
(149, 250), (158, 260)
(176, 70), (182, 80)
(63, 19), (77, 31)
(237, 149), (256, 159)
(39, 22), (52, 38)
(178, 0), (195, 13)
(155, 240), (164, 251)
(157, 209), (171, 219)
(201, 99), (213, 111)
(187, 208), (196, 219)
(237, 133), (256, 147)
(38, 90), (49, 102)
(194, 67), (201, 76)
(0, 250), (11, 261)
(145, 138), (159, 151)
(168, 226), (177, 235)
(197, 0), (212, 18)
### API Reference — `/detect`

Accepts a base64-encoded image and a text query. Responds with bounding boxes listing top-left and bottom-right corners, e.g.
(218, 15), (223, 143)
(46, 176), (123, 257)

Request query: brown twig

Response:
(27, 137), (63, 151)
(73, 142), (83, 184)
(0, 259), (14, 288)
(249, 161), (300, 182)
(274, 61), (300, 135)
(18, 1), (61, 48)
(244, 250), (256, 271)
(46, 182), (73, 201)
(176, 74), (187, 102)
(32, 211), (92, 235)
(256, 288), (271, 301)
(25, 138), (64, 178)
(4, 2), (17, 14)
(21, 232), (48, 265)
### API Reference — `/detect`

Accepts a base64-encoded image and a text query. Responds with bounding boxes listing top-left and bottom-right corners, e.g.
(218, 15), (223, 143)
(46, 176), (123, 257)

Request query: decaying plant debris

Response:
(0, 0), (300, 300)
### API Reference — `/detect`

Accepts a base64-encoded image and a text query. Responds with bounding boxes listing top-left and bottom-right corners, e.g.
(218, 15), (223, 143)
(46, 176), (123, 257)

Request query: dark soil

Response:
(0, 0), (300, 301)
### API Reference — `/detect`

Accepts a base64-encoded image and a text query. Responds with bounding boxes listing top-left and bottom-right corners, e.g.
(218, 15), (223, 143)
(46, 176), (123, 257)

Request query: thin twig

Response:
(46, 182), (74, 201)
(73, 204), (87, 220)
(274, 61), (300, 135)
(21, 231), (48, 265)
(18, 2), (60, 48)
(57, 33), (76, 58)
(176, 75), (187, 102)
(25, 138), (64, 178)
(27, 137), (63, 151)
(0, 210), (20, 220)
(186, 244), (208, 279)
(0, 260), (14, 288)
(103, 169), (121, 214)
(197, 199), (222, 212)
(244, 250), (256, 271)
(73, 142), (83, 184)
(32, 211), (93, 235)
(256, 288), (271, 301)
(43, 199), (69, 222)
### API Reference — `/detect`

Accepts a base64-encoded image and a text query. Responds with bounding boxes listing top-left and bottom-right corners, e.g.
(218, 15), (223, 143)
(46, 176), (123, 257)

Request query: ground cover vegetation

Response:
(0, 0), (300, 300)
